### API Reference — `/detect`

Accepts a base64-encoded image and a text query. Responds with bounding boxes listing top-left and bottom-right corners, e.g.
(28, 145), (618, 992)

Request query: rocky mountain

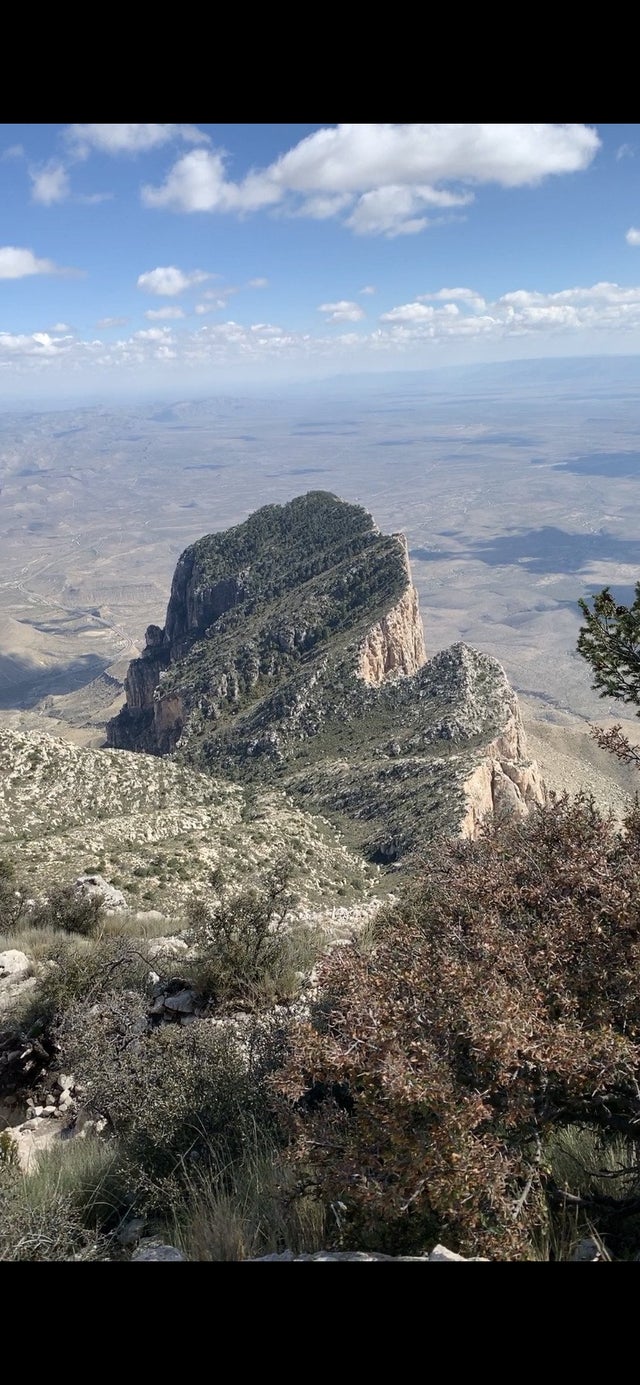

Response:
(107, 492), (544, 862)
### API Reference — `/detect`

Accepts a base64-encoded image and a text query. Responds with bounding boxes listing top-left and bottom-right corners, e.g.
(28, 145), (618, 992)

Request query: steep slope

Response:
(0, 728), (377, 912)
(107, 492), (544, 861)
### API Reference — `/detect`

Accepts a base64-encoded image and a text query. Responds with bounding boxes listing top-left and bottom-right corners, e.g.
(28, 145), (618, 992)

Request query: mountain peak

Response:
(107, 493), (543, 863)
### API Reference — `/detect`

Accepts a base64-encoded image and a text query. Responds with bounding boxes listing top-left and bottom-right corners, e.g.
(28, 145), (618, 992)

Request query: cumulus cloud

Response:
(134, 327), (174, 342)
(137, 266), (210, 296)
(145, 306), (185, 320)
(617, 143), (634, 161)
(626, 227), (640, 246)
(248, 277), (269, 288)
(360, 285), (376, 295)
(346, 183), (472, 236)
(140, 124), (600, 238)
(319, 300), (366, 322)
(29, 161), (70, 205)
(380, 282), (640, 339)
(419, 286), (487, 310)
(2, 144), (24, 160)
(270, 123), (599, 194)
(10, 278), (640, 383)
(141, 148), (280, 213)
(0, 331), (71, 357)
(96, 316), (129, 328)
(0, 246), (63, 278)
(65, 124), (208, 159)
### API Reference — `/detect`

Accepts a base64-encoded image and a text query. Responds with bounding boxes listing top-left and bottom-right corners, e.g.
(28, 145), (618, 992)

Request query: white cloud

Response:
(96, 316), (129, 328)
(140, 124), (598, 237)
(134, 327), (173, 342)
(248, 277), (269, 288)
(145, 306), (185, 321)
(319, 300), (366, 322)
(10, 277), (640, 386)
(294, 193), (353, 220)
(617, 143), (634, 161)
(359, 285), (376, 295)
(626, 227), (640, 246)
(0, 331), (70, 357)
(141, 148), (280, 213)
(137, 266), (210, 296)
(381, 301), (461, 323)
(250, 322), (284, 336)
(195, 300), (228, 315)
(29, 162), (70, 205)
(65, 124), (208, 159)
(271, 123), (599, 193)
(2, 144), (24, 160)
(345, 184), (471, 237)
(0, 246), (61, 278)
(419, 286), (486, 310)
(51, 322), (71, 333)
(380, 281), (640, 339)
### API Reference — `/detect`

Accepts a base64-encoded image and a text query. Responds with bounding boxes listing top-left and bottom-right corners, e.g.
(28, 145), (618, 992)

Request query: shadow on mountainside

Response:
(0, 653), (111, 710)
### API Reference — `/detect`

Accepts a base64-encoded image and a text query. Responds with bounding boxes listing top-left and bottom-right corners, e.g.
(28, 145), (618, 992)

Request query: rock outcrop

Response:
(357, 536), (427, 684)
(107, 492), (544, 860)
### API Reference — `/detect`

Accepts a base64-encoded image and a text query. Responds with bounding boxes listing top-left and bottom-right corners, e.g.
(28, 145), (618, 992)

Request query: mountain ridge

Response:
(107, 492), (545, 861)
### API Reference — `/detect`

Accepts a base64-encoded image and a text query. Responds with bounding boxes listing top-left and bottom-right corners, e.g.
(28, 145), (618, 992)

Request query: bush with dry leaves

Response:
(277, 794), (640, 1259)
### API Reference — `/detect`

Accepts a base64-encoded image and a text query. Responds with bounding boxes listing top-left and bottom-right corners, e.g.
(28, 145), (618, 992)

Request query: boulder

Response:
(146, 936), (189, 962)
(0, 951), (31, 983)
(73, 875), (127, 912)
(132, 1242), (185, 1261)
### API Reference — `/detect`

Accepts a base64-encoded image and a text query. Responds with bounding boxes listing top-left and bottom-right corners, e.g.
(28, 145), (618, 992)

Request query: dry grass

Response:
(173, 1143), (325, 1262)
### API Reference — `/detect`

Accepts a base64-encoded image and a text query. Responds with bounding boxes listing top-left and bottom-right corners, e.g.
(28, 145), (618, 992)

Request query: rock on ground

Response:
(132, 1242), (186, 1261)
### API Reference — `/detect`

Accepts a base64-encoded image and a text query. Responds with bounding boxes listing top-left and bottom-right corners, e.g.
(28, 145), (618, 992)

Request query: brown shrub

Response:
(277, 794), (640, 1259)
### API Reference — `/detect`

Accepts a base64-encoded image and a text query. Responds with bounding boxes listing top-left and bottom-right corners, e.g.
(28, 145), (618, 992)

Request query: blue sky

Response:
(2, 122), (640, 401)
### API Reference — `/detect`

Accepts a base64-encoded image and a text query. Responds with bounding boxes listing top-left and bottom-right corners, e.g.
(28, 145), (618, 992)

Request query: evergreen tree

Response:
(577, 583), (640, 766)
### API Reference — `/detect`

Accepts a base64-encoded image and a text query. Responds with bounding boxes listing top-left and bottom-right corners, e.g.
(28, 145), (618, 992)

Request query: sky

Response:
(3, 122), (640, 402)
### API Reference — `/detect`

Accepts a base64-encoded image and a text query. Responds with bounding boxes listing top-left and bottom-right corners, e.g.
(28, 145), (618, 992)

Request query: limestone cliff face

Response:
(460, 755), (546, 841)
(357, 538), (426, 685)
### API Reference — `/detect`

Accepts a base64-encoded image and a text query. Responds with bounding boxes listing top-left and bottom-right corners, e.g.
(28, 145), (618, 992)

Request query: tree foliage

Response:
(578, 583), (640, 766)
(277, 795), (640, 1259)
(578, 583), (640, 709)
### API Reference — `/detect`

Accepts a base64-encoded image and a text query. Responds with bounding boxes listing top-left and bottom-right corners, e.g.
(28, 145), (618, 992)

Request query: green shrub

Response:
(28, 884), (104, 938)
(0, 1157), (110, 1261)
(58, 1001), (276, 1211)
(183, 855), (311, 1010)
(20, 937), (152, 1033)
(0, 856), (27, 932)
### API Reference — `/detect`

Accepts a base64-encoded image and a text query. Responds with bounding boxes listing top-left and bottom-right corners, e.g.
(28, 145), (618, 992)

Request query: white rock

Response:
(146, 937), (189, 962)
(132, 1243), (185, 1261)
(73, 874), (127, 912)
(8, 1116), (70, 1172)
(0, 950), (31, 982)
